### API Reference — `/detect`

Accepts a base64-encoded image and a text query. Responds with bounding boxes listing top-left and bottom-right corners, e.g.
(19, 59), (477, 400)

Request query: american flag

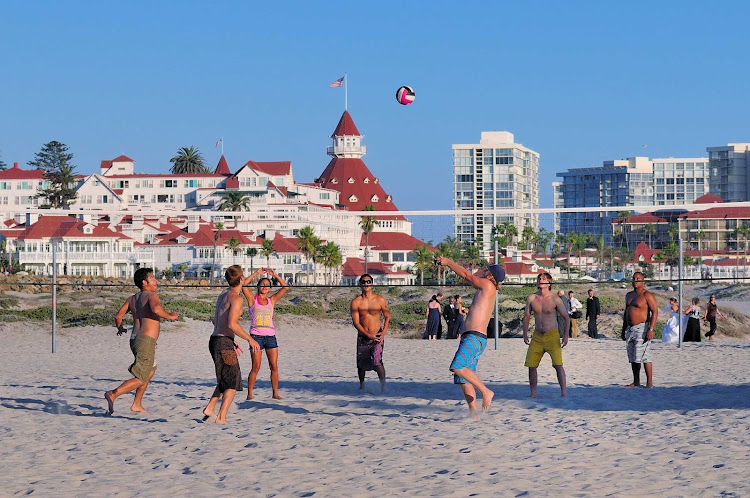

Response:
(215, 139), (222, 147)
(329, 76), (344, 88)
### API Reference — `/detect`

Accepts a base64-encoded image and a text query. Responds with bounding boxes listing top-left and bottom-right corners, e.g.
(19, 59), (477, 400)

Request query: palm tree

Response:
(412, 243), (433, 285)
(359, 205), (379, 273)
(260, 239), (275, 270)
(617, 211), (631, 251)
(218, 192), (251, 212)
(643, 223), (656, 248)
(297, 226), (319, 285)
(654, 251), (666, 281)
(210, 222), (224, 284)
(663, 241), (679, 281)
(502, 221), (518, 247)
(319, 241), (343, 285)
(462, 242), (481, 271)
(246, 247), (258, 272)
(571, 232), (587, 275)
(491, 224), (507, 247)
(536, 228), (552, 254)
(225, 237), (241, 265)
(521, 225), (535, 250)
(169, 146), (209, 174)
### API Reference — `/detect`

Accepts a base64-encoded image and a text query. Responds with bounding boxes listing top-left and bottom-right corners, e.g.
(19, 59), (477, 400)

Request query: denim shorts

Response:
(251, 334), (278, 350)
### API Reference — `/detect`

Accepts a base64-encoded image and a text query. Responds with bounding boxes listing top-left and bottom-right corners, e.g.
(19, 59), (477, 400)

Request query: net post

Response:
(678, 237), (683, 349)
(52, 243), (57, 354)
(494, 239), (499, 350)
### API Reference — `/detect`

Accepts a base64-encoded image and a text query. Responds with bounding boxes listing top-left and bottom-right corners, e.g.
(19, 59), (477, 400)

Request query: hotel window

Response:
(163, 180), (177, 188)
(392, 252), (405, 262)
(320, 193), (330, 200)
(0, 182), (9, 190)
(185, 179), (198, 188)
(20, 181), (33, 190)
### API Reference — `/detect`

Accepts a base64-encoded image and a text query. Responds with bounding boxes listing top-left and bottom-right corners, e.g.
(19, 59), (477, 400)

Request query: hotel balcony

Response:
(326, 145), (366, 156)
(18, 251), (155, 264)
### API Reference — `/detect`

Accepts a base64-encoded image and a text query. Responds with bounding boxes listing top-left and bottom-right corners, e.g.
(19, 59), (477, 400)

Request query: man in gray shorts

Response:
(621, 271), (658, 388)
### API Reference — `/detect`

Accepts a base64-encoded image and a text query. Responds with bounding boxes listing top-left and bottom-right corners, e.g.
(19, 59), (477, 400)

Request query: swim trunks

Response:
(524, 329), (563, 368)
(625, 322), (652, 363)
(209, 335), (243, 393)
(129, 335), (157, 383)
(250, 333), (278, 350)
(356, 332), (384, 371)
(450, 330), (487, 384)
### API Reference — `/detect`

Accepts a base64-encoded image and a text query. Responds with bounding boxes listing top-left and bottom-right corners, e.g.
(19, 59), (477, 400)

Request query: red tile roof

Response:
(626, 213), (669, 224)
(695, 193), (723, 204)
(361, 232), (427, 251)
(152, 226), (258, 247)
(342, 258), (403, 276)
(112, 155), (134, 162)
(0, 163), (44, 180)
(331, 110), (361, 136)
(17, 216), (131, 240)
(243, 160), (292, 177)
(215, 155), (231, 175)
(316, 157), (404, 219)
(502, 261), (537, 275)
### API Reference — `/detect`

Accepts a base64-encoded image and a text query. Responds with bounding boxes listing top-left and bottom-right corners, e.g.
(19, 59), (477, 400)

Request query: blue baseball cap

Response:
(485, 263), (506, 283)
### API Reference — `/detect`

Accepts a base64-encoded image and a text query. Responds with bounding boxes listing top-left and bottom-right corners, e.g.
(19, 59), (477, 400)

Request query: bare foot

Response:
(201, 408), (214, 421)
(272, 393), (283, 400)
(644, 383), (654, 388)
(468, 409), (480, 421)
(625, 383), (640, 388)
(246, 393), (253, 400)
(130, 405), (149, 413)
(215, 419), (228, 424)
(104, 391), (115, 415)
(481, 390), (494, 412)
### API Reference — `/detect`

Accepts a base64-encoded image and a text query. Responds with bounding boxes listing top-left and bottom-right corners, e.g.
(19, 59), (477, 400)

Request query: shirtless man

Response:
(351, 274), (391, 392)
(202, 265), (260, 423)
(621, 271), (658, 388)
(435, 257), (505, 420)
(523, 272), (570, 398)
(106, 267), (178, 414)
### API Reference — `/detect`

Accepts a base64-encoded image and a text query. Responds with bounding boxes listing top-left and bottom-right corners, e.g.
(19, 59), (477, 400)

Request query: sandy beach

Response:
(1, 316), (749, 496)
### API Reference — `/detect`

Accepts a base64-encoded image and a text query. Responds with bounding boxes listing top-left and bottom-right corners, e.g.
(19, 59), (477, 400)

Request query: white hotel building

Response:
(452, 131), (540, 253)
(0, 111), (421, 284)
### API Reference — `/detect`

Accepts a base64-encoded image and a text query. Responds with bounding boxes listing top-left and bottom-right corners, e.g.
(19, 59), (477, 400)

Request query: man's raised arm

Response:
(435, 256), (485, 289)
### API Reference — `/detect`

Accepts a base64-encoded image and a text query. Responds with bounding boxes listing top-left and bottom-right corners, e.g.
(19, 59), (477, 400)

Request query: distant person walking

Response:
(683, 297), (702, 342)
(106, 268), (179, 414)
(568, 290), (582, 338)
(453, 295), (467, 338)
(703, 294), (726, 341)
(621, 272), (658, 388)
(662, 298), (681, 345)
(424, 295), (442, 341)
(443, 296), (458, 339)
(585, 288), (600, 339)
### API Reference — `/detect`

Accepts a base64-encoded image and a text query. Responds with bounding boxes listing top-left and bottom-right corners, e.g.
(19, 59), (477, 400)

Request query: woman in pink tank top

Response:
(242, 267), (289, 400)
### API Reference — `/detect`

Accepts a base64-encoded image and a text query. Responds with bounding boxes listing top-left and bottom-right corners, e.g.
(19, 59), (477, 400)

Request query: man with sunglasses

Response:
(435, 257), (505, 419)
(351, 274), (391, 392)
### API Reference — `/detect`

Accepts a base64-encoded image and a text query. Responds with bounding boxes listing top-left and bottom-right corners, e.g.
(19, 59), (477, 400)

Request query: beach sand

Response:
(1, 316), (748, 496)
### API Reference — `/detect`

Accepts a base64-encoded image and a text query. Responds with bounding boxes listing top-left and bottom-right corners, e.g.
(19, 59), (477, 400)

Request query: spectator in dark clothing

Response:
(586, 288), (601, 339)
(443, 295), (457, 339)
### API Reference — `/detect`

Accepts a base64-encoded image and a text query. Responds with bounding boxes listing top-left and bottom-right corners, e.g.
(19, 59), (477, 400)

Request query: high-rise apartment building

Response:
(707, 143), (750, 202)
(452, 131), (539, 252)
(556, 156), (709, 243)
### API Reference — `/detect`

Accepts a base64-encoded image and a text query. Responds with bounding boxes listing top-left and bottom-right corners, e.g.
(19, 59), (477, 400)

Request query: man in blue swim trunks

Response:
(435, 257), (505, 420)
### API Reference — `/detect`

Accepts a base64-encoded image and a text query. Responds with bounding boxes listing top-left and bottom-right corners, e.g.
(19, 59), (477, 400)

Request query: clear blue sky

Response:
(1, 1), (749, 216)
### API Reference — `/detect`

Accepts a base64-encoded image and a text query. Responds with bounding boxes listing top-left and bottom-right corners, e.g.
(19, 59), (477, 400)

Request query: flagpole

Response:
(344, 72), (348, 110)
(221, 137), (224, 156)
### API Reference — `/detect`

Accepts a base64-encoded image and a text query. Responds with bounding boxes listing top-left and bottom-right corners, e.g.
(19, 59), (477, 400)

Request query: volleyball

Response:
(396, 86), (415, 105)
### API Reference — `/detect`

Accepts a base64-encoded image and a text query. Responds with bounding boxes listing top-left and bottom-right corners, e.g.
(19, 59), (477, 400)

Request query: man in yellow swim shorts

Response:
(523, 272), (570, 398)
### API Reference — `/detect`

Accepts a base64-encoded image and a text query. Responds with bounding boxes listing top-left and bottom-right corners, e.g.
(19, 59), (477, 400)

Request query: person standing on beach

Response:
(557, 290), (569, 339)
(202, 265), (260, 423)
(435, 257), (505, 419)
(683, 297), (702, 342)
(351, 273), (391, 392)
(443, 295), (457, 339)
(585, 288), (600, 339)
(621, 271), (658, 388)
(568, 290), (582, 338)
(523, 273), (570, 397)
(243, 267), (289, 400)
(703, 294), (726, 341)
(106, 267), (178, 414)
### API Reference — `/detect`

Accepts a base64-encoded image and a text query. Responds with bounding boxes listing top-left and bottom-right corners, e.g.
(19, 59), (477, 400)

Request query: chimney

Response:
(25, 212), (39, 225)
(187, 216), (200, 233)
(132, 215), (143, 230)
(13, 162), (19, 169)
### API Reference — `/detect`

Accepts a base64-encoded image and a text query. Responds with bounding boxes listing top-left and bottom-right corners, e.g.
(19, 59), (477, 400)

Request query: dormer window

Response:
(363, 177), (370, 184)
(331, 178), (339, 184)
(83, 226), (93, 234)
(374, 178), (379, 184)
(386, 195), (392, 203)
(347, 177), (354, 184)
(349, 195), (358, 202)
(371, 195), (379, 202)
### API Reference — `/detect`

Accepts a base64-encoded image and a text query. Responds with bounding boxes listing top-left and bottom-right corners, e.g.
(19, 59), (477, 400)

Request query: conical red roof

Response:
(215, 155), (231, 175)
(317, 157), (403, 219)
(331, 110), (361, 137)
